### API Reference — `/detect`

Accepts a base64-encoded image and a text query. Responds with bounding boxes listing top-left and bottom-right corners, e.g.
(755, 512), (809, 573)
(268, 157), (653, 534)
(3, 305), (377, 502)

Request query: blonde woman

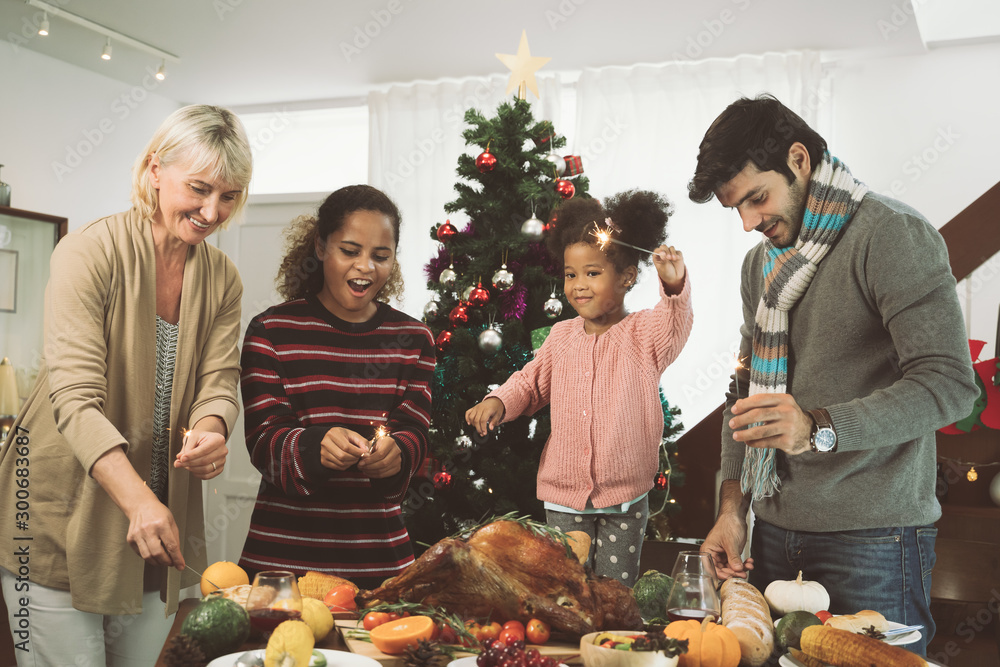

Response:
(0, 105), (252, 666)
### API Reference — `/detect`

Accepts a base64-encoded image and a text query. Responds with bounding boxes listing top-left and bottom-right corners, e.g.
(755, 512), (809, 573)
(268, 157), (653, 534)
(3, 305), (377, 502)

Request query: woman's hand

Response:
(126, 494), (185, 568)
(465, 397), (505, 437)
(653, 245), (686, 294)
(174, 429), (227, 480)
(319, 427), (369, 470)
(359, 436), (402, 479)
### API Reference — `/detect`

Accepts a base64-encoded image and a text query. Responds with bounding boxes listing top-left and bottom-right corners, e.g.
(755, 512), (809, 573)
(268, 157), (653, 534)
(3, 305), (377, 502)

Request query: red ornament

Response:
(468, 283), (490, 307)
(435, 330), (453, 352)
(476, 150), (497, 173)
(433, 471), (453, 490)
(555, 179), (575, 199)
(449, 304), (469, 326)
(436, 220), (458, 242)
(653, 472), (668, 490)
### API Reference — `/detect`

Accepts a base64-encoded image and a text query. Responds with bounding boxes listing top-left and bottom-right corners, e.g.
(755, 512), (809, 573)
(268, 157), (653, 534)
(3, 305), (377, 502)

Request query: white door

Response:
(201, 193), (326, 565)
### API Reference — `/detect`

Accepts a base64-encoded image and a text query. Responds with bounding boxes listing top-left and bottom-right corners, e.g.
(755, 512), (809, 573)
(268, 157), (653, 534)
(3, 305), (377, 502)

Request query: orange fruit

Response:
(369, 615), (436, 654)
(200, 561), (249, 596)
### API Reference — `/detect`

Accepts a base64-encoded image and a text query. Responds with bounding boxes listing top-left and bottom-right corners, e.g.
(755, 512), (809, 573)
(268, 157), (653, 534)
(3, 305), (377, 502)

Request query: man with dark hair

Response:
(691, 94), (976, 656)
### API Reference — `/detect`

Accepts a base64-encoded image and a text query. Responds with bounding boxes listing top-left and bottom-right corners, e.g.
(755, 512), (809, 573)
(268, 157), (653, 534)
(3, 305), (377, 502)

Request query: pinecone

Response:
(403, 639), (449, 667)
(163, 634), (209, 667)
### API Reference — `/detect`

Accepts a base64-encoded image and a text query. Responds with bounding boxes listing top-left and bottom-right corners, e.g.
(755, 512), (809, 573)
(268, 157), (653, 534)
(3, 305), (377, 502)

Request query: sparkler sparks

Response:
(368, 425), (389, 455)
(589, 221), (663, 258)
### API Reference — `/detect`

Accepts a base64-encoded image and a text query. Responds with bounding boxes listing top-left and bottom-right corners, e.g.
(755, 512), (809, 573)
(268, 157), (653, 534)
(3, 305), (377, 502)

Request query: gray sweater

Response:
(720, 192), (978, 531)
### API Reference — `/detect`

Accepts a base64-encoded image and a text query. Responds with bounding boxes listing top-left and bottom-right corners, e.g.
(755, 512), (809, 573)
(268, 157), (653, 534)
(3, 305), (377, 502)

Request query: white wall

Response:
(828, 40), (1000, 357)
(0, 39), (179, 229)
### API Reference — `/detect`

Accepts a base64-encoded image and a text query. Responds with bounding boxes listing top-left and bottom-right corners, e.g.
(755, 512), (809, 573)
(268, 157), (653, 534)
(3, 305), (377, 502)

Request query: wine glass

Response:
(670, 550), (719, 585)
(664, 573), (721, 623)
(245, 571), (303, 639)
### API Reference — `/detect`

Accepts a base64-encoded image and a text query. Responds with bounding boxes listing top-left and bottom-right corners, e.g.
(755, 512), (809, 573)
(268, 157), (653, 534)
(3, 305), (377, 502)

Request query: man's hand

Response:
(729, 393), (813, 455)
(702, 513), (754, 580)
(319, 427), (368, 470)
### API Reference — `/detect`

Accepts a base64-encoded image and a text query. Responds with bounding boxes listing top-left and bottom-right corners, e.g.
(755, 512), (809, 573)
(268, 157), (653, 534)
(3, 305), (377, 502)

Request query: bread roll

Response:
(565, 531), (592, 564)
(824, 609), (889, 633)
(720, 578), (775, 667)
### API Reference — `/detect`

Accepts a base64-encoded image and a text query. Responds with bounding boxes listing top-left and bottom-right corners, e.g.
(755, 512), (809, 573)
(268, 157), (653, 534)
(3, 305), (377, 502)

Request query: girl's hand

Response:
(465, 397), (505, 437)
(653, 245), (685, 294)
(358, 436), (402, 479)
(174, 429), (227, 480)
(319, 427), (369, 470)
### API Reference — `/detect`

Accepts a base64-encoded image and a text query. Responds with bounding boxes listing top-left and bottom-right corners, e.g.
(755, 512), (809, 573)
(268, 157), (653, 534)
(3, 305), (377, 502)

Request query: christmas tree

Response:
(402, 97), (685, 549)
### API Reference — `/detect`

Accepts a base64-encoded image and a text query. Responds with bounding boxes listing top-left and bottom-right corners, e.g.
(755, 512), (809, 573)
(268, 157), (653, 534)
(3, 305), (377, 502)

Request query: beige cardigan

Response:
(0, 209), (242, 615)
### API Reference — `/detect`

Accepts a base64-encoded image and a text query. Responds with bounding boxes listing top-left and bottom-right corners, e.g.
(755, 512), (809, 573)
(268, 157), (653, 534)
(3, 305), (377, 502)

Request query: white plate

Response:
(448, 657), (479, 667)
(208, 648), (382, 667)
(779, 653), (944, 667)
(773, 618), (921, 646)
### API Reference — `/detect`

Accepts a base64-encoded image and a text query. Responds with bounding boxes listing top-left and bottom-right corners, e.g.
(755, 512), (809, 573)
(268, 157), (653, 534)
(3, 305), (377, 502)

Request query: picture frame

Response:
(0, 249), (15, 313)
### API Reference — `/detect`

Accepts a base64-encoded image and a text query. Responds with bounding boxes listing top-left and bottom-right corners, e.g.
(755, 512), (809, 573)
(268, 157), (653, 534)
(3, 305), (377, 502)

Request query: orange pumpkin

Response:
(664, 616), (740, 667)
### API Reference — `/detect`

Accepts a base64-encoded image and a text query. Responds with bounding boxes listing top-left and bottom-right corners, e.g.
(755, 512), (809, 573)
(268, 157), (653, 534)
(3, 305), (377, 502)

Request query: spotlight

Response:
(38, 12), (49, 36)
(155, 59), (166, 80)
(101, 37), (112, 60)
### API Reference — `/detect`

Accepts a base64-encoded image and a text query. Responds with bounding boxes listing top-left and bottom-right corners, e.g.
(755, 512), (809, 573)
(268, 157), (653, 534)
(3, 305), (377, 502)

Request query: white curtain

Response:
(368, 75), (567, 318)
(573, 51), (826, 432)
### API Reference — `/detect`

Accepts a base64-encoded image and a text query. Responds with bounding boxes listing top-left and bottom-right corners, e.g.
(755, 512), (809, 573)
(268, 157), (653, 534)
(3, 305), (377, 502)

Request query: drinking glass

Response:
(670, 550), (719, 586)
(245, 571), (302, 638)
(664, 573), (721, 623)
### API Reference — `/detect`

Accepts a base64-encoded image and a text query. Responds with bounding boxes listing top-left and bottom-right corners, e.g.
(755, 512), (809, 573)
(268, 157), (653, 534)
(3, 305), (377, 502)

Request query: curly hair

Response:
(546, 189), (673, 275)
(688, 94), (827, 204)
(275, 185), (404, 303)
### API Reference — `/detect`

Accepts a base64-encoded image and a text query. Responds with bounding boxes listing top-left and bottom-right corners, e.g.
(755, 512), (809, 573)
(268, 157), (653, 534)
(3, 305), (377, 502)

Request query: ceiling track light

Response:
(25, 0), (180, 64)
(38, 11), (49, 36)
(156, 59), (166, 81)
(101, 37), (112, 61)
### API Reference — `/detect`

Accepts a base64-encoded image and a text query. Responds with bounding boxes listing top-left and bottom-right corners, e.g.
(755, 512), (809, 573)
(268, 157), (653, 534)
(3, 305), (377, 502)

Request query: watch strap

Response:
(808, 408), (833, 430)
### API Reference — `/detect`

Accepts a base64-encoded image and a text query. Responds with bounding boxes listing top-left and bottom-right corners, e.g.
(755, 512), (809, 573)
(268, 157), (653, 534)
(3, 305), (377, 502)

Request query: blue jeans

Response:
(749, 519), (937, 657)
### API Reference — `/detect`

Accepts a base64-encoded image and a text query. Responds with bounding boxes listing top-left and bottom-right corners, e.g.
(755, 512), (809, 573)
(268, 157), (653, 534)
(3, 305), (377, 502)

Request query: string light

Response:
(937, 455), (1000, 482)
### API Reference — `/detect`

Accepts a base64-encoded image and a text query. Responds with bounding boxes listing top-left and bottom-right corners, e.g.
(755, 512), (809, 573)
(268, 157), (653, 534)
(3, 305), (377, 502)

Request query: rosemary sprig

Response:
(449, 512), (576, 560)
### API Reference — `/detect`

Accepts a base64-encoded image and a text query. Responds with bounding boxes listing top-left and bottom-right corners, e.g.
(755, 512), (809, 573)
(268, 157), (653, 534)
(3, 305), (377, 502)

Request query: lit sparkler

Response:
(368, 425), (389, 455)
(589, 221), (663, 258)
(733, 355), (745, 397)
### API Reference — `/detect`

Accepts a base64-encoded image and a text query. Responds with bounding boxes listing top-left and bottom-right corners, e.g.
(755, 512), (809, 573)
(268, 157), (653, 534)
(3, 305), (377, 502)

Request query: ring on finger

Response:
(211, 461), (217, 471)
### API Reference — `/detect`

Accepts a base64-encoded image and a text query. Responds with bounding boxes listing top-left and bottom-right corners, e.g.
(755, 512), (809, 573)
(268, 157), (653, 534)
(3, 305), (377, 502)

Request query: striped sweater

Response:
(238, 295), (435, 588)
(489, 277), (693, 511)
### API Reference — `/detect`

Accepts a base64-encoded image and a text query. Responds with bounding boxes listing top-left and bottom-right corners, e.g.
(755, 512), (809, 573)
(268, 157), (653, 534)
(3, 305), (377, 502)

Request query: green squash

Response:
(632, 569), (674, 622)
(180, 594), (251, 659)
(775, 610), (823, 650)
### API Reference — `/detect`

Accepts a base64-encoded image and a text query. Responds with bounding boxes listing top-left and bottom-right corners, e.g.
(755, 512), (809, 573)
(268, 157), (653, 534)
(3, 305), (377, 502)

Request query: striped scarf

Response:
(741, 151), (868, 500)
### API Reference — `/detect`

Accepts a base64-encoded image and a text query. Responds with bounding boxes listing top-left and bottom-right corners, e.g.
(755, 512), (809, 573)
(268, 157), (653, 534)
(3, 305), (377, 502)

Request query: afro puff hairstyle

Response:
(546, 189), (673, 274)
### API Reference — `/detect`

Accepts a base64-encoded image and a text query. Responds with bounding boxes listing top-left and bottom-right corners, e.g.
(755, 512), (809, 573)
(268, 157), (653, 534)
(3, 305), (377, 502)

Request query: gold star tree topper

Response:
(495, 30), (551, 100)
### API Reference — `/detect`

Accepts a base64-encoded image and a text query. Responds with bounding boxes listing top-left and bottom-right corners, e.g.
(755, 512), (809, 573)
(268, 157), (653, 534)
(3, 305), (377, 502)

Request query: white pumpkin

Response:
(763, 571), (830, 615)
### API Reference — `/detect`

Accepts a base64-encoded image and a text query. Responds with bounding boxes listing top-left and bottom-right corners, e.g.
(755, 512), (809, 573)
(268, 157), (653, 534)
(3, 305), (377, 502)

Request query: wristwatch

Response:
(808, 408), (837, 453)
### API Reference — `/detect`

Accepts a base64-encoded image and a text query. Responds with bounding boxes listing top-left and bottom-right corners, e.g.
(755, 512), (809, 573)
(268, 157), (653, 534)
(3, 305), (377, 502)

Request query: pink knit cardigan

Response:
(489, 277), (693, 511)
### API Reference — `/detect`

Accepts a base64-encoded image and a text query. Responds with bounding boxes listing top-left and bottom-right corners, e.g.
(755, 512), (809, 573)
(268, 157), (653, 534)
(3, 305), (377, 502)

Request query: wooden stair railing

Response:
(669, 180), (1000, 540)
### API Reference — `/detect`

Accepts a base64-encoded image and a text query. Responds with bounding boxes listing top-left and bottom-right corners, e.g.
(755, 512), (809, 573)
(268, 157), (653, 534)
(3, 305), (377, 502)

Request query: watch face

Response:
(814, 428), (837, 452)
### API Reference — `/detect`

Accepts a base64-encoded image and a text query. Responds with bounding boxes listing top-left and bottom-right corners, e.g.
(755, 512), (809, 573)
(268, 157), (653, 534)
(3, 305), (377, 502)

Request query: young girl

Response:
(465, 190), (691, 586)
(239, 185), (435, 589)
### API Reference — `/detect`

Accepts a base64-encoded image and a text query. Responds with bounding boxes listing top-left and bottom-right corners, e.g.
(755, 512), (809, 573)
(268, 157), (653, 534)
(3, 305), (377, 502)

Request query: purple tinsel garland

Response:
(499, 282), (528, 320)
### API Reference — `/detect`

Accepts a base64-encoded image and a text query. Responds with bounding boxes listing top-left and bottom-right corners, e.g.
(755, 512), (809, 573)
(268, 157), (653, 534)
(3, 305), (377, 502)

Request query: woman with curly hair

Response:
(466, 190), (693, 586)
(238, 185), (435, 588)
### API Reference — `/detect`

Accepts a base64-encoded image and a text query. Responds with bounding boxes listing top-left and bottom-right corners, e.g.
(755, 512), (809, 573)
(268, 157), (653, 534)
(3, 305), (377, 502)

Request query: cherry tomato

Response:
(525, 619), (551, 644)
(502, 620), (526, 637)
(323, 583), (357, 611)
(816, 610), (833, 624)
(499, 628), (523, 645)
(362, 611), (390, 631)
(439, 624), (459, 644)
(480, 621), (502, 642)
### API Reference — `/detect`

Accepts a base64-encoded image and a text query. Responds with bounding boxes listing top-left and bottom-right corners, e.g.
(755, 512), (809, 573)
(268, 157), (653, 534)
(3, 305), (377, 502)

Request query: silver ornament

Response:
(492, 266), (514, 292)
(545, 153), (566, 176)
(461, 284), (474, 302)
(423, 300), (439, 319)
(521, 215), (545, 239)
(439, 266), (457, 287)
(455, 435), (473, 450)
(478, 327), (503, 353)
(544, 294), (563, 318)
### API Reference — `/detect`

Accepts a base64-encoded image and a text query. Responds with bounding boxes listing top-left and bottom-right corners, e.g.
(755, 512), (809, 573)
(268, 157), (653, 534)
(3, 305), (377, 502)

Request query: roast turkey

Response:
(359, 519), (642, 637)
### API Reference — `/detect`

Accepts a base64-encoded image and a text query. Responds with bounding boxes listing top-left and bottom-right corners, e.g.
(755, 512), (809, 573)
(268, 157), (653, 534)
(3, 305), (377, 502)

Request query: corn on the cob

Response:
(788, 647), (827, 667)
(297, 571), (357, 600)
(800, 625), (926, 667)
